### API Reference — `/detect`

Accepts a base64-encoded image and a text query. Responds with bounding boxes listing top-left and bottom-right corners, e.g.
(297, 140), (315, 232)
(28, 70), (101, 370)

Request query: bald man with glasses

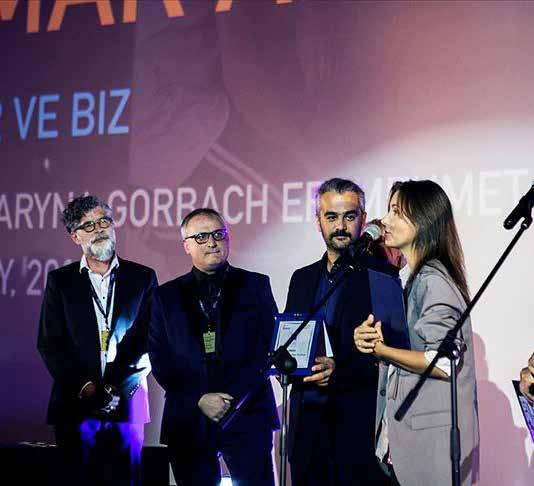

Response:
(149, 207), (279, 486)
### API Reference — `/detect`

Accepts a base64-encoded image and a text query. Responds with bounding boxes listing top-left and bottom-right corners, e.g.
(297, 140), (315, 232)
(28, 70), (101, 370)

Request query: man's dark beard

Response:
(325, 230), (355, 252)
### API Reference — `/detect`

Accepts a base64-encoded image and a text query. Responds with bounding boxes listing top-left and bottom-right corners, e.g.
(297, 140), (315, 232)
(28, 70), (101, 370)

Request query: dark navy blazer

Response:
(284, 255), (391, 480)
(149, 265), (279, 448)
(38, 258), (158, 425)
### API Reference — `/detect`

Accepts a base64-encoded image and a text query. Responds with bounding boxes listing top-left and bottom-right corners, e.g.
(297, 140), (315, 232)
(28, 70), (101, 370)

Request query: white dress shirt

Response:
(80, 254), (120, 375)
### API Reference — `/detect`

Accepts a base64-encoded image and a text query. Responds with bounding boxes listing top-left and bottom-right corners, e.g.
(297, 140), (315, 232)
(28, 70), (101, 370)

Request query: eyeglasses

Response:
(183, 228), (229, 245)
(73, 217), (113, 233)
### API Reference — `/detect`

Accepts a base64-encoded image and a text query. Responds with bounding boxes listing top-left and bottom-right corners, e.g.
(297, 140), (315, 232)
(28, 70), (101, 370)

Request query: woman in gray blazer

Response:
(354, 180), (479, 486)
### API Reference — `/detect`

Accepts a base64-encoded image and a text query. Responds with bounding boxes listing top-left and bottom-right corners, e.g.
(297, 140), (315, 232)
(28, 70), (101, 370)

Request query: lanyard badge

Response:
(198, 288), (222, 355)
(202, 330), (216, 354)
(88, 269), (116, 352)
(198, 267), (228, 355)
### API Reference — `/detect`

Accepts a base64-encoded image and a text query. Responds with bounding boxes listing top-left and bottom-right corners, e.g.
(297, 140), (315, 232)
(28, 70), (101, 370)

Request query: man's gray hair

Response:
(180, 208), (227, 239)
(61, 195), (112, 233)
(315, 178), (366, 215)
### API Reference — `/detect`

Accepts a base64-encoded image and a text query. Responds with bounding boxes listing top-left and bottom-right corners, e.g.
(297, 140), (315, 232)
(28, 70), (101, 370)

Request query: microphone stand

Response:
(395, 210), (533, 486)
(219, 254), (364, 486)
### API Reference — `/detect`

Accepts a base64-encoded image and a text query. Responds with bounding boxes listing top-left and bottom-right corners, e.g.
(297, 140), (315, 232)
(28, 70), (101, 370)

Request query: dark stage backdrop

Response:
(1, 1), (533, 483)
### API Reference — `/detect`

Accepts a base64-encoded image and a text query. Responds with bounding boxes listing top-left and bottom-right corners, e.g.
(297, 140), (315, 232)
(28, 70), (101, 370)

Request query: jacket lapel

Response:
(303, 258), (325, 313)
(219, 265), (241, 338)
(76, 268), (104, 370)
(178, 271), (205, 342)
(109, 261), (126, 337)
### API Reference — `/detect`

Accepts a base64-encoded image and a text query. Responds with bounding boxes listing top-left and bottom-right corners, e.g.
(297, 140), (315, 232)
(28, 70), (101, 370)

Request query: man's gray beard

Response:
(85, 236), (116, 262)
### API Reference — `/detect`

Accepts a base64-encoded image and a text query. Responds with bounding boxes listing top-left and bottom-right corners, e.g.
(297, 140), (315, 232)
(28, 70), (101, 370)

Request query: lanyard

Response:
(198, 287), (222, 330)
(197, 266), (228, 330)
(88, 269), (117, 331)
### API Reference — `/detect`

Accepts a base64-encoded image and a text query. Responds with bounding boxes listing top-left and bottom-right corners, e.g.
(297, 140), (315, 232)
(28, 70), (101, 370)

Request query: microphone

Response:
(354, 222), (383, 249)
(335, 223), (382, 266)
(503, 182), (534, 230)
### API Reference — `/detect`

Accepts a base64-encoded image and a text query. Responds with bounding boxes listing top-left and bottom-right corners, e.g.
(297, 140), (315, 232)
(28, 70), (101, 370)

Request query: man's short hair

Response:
(181, 208), (226, 238)
(61, 195), (112, 233)
(315, 178), (366, 215)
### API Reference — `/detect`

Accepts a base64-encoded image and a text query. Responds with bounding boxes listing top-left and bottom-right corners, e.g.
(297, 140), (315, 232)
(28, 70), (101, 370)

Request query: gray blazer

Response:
(376, 260), (480, 486)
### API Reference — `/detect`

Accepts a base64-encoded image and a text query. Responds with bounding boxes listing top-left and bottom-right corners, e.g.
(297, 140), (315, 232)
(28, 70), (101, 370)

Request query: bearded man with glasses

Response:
(37, 195), (158, 486)
(149, 207), (279, 486)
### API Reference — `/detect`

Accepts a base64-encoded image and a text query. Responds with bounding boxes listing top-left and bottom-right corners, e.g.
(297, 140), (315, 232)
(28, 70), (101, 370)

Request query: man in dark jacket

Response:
(149, 208), (279, 486)
(38, 195), (158, 486)
(285, 178), (390, 486)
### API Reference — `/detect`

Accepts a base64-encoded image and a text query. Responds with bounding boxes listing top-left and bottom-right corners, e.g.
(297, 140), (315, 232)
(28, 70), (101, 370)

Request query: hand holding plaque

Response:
(302, 356), (336, 386)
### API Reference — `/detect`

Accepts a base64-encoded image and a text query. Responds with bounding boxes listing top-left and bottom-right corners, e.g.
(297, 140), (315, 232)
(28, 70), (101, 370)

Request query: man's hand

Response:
(354, 314), (383, 354)
(79, 381), (97, 398)
(79, 382), (116, 413)
(520, 352), (534, 403)
(98, 385), (120, 414)
(198, 392), (234, 422)
(303, 356), (335, 387)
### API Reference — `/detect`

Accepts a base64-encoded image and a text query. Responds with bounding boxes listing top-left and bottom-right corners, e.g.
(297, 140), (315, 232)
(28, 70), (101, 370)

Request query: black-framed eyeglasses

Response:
(183, 228), (229, 245)
(73, 217), (113, 233)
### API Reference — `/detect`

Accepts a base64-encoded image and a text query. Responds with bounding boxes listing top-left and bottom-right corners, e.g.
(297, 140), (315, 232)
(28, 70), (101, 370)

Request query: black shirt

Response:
(191, 262), (229, 391)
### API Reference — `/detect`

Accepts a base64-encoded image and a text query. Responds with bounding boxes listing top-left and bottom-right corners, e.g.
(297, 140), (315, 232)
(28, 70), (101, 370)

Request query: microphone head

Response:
(334, 223), (382, 269)
(363, 223), (382, 241)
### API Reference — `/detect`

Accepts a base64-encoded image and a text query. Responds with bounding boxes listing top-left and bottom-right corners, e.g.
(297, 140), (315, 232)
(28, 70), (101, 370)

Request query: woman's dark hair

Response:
(389, 180), (470, 303)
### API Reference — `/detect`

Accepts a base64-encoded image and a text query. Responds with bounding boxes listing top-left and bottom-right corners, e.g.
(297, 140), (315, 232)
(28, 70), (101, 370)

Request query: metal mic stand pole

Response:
(264, 344), (299, 486)
(278, 373), (291, 486)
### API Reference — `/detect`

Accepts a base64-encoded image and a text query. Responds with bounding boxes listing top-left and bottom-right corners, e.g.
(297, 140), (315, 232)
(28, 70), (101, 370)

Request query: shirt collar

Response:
(399, 264), (411, 289)
(321, 252), (342, 281)
(79, 253), (120, 277)
(192, 262), (229, 284)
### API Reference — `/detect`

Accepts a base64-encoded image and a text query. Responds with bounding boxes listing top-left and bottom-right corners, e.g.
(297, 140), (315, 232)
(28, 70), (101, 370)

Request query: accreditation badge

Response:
(203, 331), (216, 354)
(100, 329), (110, 352)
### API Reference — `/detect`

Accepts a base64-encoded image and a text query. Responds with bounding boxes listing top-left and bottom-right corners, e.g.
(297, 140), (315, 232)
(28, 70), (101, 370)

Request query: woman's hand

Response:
(355, 315), (449, 379)
(354, 314), (384, 354)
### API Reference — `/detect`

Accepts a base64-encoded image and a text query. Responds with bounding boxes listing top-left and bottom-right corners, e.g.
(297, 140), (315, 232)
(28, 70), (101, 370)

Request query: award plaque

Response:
(270, 313), (323, 376)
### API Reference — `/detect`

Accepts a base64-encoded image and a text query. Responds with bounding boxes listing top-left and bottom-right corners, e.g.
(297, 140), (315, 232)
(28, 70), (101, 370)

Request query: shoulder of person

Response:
(228, 265), (270, 284)
(54, 260), (80, 274)
(415, 260), (463, 304)
(360, 254), (400, 277)
(118, 257), (156, 278)
(417, 260), (452, 282)
(46, 260), (81, 285)
(152, 275), (190, 309)
(289, 258), (323, 281)
(158, 273), (189, 295)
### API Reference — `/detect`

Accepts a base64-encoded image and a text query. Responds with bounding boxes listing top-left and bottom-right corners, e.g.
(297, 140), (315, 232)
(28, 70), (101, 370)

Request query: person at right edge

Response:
(519, 352), (534, 403)
(354, 180), (480, 486)
(285, 178), (395, 486)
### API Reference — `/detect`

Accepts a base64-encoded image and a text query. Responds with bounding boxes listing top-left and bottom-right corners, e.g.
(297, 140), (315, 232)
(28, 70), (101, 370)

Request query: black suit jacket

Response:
(284, 255), (388, 472)
(149, 265), (279, 448)
(37, 258), (158, 425)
